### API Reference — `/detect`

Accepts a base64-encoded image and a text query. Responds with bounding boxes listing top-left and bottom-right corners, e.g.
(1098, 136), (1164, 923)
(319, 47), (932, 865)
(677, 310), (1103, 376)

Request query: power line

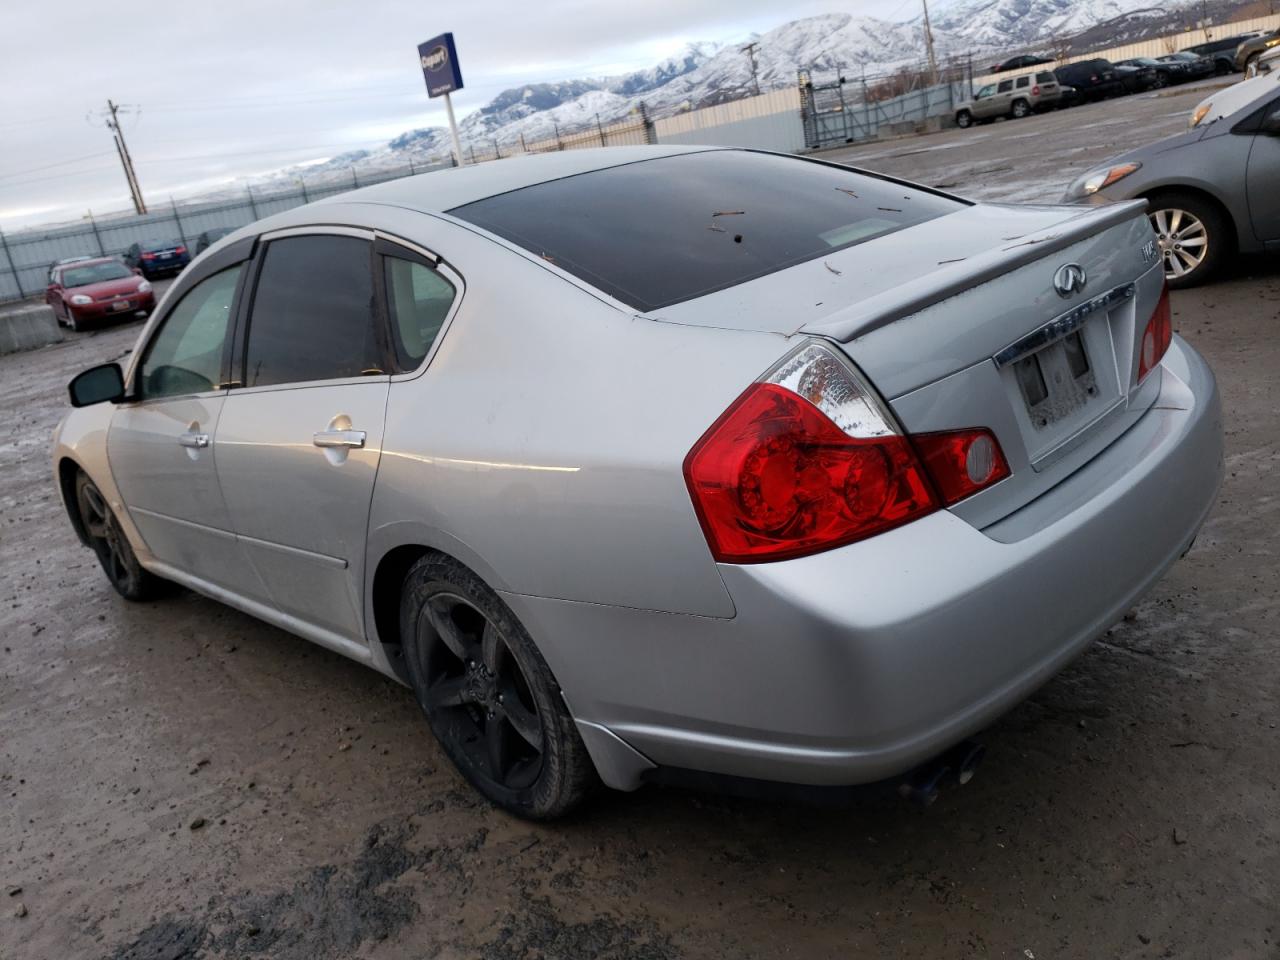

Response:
(0, 152), (115, 181)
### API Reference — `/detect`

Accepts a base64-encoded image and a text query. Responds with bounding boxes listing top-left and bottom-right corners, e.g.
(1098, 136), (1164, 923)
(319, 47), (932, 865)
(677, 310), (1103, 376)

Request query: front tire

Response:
(1147, 192), (1231, 289)
(75, 472), (166, 601)
(400, 554), (595, 819)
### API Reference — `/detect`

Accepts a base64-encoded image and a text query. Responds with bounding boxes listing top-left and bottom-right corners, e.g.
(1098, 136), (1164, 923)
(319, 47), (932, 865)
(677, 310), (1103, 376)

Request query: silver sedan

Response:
(53, 146), (1222, 818)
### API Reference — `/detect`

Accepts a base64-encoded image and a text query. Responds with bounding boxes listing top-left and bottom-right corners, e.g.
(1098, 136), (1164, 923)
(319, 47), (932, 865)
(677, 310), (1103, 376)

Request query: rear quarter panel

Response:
(362, 207), (793, 619)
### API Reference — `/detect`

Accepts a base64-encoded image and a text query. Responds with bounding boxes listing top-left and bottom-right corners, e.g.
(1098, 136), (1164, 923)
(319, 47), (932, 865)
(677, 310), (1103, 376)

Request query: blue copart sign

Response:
(418, 33), (463, 98)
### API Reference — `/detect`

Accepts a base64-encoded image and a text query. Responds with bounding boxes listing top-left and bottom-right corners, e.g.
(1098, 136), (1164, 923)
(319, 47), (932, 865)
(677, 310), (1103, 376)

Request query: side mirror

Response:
(69, 363), (125, 408)
(1261, 108), (1280, 134)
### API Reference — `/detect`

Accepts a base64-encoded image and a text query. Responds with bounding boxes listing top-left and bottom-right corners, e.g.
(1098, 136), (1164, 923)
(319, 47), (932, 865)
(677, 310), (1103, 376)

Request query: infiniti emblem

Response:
(1053, 263), (1088, 298)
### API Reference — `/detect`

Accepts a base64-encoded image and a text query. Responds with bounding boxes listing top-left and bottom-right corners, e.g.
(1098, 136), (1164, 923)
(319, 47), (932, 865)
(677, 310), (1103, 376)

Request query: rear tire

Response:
(1010, 99), (1030, 119)
(75, 472), (166, 601)
(1146, 191), (1231, 289)
(399, 554), (596, 819)
(955, 110), (972, 128)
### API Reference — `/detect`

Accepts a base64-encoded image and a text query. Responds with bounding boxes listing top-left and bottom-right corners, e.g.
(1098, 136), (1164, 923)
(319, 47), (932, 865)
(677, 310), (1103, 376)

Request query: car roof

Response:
(309, 145), (717, 216)
(56, 257), (118, 270)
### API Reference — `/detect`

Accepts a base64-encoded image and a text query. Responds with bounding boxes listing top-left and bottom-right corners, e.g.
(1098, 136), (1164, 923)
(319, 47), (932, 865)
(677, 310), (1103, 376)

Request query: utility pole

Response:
(741, 41), (762, 97)
(921, 0), (940, 87)
(104, 100), (146, 214)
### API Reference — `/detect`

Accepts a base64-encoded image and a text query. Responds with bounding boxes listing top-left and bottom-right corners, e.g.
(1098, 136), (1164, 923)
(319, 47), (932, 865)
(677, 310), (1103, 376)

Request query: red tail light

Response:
(684, 343), (1009, 563)
(141, 252), (156, 260)
(174, 245), (187, 254)
(911, 429), (1011, 506)
(1137, 285), (1172, 382)
(1032, 84), (1041, 95)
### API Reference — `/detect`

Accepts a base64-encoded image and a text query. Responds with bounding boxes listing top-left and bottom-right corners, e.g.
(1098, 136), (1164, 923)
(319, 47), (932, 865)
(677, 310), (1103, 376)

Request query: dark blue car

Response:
(123, 238), (191, 279)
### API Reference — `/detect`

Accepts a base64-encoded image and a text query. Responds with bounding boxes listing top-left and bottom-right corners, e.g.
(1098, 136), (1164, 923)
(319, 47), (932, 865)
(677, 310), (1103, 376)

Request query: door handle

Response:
(178, 433), (210, 449)
(313, 429), (366, 449)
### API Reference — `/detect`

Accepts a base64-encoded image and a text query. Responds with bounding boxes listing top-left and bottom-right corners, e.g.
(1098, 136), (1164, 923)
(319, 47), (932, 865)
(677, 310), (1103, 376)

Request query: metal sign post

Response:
(418, 33), (466, 166)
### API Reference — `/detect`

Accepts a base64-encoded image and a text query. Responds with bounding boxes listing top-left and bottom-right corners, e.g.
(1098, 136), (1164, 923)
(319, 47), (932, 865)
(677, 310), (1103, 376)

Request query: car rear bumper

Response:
(506, 338), (1222, 789)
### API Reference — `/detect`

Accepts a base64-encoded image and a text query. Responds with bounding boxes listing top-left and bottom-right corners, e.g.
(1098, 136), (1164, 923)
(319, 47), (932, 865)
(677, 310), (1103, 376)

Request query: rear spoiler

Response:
(800, 199), (1149, 344)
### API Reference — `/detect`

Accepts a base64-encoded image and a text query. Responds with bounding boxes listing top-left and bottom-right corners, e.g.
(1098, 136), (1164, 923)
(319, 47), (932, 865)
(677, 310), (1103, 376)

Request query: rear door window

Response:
(997, 79), (1014, 93)
(1015, 76), (1030, 88)
(449, 151), (962, 312)
(242, 235), (380, 388)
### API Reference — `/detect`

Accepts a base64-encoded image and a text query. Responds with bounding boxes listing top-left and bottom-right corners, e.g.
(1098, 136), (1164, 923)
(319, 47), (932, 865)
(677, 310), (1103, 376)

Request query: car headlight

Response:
(137, 279), (152, 293)
(1068, 162), (1141, 199)
(1191, 102), (1213, 128)
(70, 294), (93, 305)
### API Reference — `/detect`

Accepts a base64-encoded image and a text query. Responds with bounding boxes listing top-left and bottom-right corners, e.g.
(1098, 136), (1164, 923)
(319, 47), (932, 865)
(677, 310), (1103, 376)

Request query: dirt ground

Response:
(3, 84), (1279, 960)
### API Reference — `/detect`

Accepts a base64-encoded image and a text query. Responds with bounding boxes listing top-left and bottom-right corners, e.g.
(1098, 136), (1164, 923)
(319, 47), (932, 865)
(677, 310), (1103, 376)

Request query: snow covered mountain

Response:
(271, 0), (1228, 178)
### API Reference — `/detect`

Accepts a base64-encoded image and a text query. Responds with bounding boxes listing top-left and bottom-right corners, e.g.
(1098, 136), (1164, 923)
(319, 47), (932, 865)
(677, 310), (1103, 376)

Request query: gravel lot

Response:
(3, 85), (1278, 959)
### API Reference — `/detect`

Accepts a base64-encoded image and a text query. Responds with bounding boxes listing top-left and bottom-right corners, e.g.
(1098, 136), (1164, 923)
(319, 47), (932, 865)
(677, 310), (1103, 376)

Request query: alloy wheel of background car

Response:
(74, 472), (165, 601)
(1147, 193), (1228, 289)
(955, 110), (972, 128)
(400, 554), (594, 819)
(1011, 99), (1030, 118)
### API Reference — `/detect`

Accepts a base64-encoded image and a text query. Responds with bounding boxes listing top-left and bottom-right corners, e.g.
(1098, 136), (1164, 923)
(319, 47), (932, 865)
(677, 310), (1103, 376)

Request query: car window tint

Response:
(139, 264), (242, 400)
(449, 151), (962, 312)
(1036, 71), (1055, 82)
(976, 84), (995, 98)
(383, 257), (456, 370)
(244, 235), (379, 387)
(997, 79), (1013, 92)
(1015, 76), (1029, 88)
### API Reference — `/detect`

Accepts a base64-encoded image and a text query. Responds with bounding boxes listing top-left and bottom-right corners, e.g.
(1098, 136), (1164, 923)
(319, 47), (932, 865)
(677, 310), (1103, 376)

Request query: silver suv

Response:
(956, 71), (1062, 127)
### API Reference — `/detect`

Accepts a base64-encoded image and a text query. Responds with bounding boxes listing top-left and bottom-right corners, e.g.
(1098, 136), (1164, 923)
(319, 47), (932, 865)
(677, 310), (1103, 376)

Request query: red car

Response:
(45, 258), (156, 332)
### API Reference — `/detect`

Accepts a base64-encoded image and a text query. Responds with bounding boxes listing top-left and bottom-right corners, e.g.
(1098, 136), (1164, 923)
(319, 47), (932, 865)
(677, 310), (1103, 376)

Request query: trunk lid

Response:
(650, 199), (1164, 531)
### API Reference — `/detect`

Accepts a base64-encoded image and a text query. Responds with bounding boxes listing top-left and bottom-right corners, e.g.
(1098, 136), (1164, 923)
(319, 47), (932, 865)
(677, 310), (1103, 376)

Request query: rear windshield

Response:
(1036, 71), (1056, 82)
(62, 262), (133, 287)
(448, 150), (963, 312)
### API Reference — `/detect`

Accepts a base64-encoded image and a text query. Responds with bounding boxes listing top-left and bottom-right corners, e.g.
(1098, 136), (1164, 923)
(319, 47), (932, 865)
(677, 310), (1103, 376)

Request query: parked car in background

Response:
(1183, 33), (1261, 74)
(53, 146), (1222, 818)
(1064, 70), (1280, 287)
(45, 257), (155, 332)
(1113, 61), (1160, 93)
(1054, 59), (1125, 102)
(1235, 29), (1280, 72)
(1116, 57), (1187, 88)
(955, 70), (1062, 127)
(46, 255), (95, 283)
(1157, 52), (1215, 81)
(123, 238), (191, 279)
(195, 226), (237, 255)
(990, 54), (1054, 73)
(1247, 44), (1280, 78)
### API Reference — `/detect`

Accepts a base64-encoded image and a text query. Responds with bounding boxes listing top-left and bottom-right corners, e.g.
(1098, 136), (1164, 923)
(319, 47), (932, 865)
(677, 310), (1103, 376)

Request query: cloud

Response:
(0, 0), (906, 228)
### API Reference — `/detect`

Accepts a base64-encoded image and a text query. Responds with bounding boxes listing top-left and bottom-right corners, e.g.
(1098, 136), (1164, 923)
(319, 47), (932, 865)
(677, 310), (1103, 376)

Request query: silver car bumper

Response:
(506, 337), (1223, 789)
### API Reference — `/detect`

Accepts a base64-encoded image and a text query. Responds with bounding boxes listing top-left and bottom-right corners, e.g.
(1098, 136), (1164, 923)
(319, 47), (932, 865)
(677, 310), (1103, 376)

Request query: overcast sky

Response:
(0, 0), (916, 230)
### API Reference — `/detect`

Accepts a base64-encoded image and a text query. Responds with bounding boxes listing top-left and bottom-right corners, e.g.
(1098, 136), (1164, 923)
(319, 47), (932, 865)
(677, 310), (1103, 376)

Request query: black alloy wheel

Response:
(400, 554), (594, 819)
(75, 472), (165, 600)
